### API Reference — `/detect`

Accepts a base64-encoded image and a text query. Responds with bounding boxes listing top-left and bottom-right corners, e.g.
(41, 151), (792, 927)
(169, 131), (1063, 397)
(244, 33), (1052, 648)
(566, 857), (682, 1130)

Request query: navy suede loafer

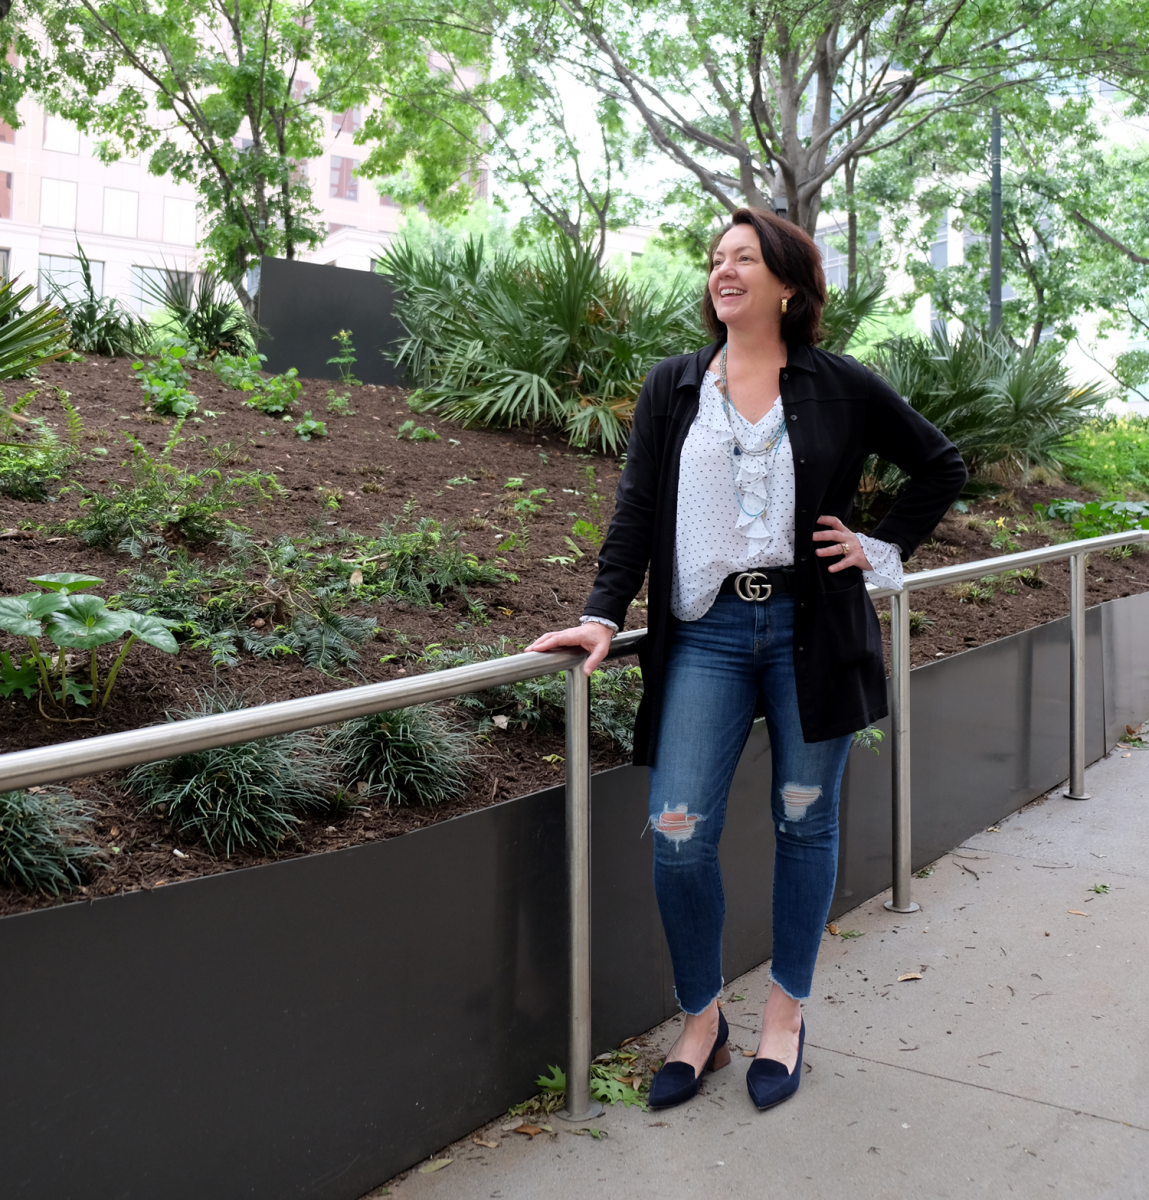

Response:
(746, 1018), (805, 1111)
(649, 1010), (731, 1109)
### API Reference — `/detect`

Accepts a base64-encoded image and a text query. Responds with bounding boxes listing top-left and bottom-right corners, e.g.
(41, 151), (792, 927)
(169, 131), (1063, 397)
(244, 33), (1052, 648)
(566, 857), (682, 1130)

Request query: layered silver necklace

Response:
(718, 343), (787, 522)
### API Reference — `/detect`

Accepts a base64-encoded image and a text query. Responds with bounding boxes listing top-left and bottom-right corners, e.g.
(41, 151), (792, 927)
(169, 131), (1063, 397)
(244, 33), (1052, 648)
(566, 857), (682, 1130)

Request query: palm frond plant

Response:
(379, 236), (707, 454)
(0, 276), (71, 378)
(46, 241), (150, 357)
(867, 328), (1105, 496)
(820, 276), (887, 355)
(141, 266), (257, 357)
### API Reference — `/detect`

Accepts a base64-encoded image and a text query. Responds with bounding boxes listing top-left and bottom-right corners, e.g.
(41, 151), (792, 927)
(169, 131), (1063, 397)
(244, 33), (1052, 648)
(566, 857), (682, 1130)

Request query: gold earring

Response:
(781, 297), (789, 314)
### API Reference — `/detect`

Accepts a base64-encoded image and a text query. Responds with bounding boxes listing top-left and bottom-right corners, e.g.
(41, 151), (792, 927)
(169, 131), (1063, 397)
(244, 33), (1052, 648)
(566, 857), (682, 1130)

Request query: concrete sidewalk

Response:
(380, 742), (1149, 1199)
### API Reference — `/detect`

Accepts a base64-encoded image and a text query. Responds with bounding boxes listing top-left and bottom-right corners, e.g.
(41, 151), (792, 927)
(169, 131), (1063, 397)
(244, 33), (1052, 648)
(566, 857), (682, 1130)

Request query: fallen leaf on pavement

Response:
(501, 1117), (524, 1132)
(897, 972), (923, 982)
(514, 1124), (543, 1138)
(418, 1159), (451, 1173)
(472, 1138), (499, 1149)
(1067, 910), (1089, 916)
(827, 923), (840, 935)
(743, 1050), (756, 1057)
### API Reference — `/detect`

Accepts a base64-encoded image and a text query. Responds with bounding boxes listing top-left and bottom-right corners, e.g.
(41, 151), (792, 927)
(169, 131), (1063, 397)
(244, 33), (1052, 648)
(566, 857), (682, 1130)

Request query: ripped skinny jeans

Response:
(648, 592), (852, 1014)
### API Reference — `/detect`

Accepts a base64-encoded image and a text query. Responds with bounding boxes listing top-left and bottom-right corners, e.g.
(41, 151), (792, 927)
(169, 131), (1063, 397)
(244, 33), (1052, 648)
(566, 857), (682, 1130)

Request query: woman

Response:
(528, 208), (967, 1112)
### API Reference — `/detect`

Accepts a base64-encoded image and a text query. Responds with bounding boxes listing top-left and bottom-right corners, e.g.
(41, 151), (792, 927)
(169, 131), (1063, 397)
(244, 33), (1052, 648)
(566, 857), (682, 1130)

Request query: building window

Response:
(815, 229), (848, 291)
(0, 248), (9, 279)
(162, 196), (197, 245)
(43, 114), (80, 154)
(0, 122), (13, 144)
(331, 108), (361, 134)
(40, 178), (77, 229)
(38, 253), (103, 303)
(0, 173), (11, 220)
(929, 210), (949, 269)
(103, 187), (139, 238)
(330, 156), (358, 201)
(379, 193), (398, 207)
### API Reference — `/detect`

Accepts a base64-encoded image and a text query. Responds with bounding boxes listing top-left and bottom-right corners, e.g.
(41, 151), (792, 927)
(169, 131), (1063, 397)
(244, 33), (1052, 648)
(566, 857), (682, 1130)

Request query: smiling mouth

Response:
(718, 288), (745, 298)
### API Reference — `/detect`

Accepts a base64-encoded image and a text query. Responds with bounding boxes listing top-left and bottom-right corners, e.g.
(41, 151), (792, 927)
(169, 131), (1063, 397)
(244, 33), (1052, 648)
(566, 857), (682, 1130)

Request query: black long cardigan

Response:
(582, 341), (968, 763)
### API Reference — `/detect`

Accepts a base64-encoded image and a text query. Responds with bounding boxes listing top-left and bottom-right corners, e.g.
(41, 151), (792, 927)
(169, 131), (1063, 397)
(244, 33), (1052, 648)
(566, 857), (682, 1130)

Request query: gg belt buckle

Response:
(734, 571), (773, 601)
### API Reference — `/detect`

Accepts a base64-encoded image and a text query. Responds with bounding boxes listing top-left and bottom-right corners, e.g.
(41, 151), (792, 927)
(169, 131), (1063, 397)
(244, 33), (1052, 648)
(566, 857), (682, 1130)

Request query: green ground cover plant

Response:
(0, 386), (82, 501)
(0, 572), (178, 712)
(132, 344), (198, 417)
(62, 419), (283, 553)
(328, 705), (472, 807)
(0, 786), (99, 895)
(125, 690), (335, 855)
(1062, 416), (1149, 495)
(293, 412), (327, 440)
(1033, 497), (1149, 540)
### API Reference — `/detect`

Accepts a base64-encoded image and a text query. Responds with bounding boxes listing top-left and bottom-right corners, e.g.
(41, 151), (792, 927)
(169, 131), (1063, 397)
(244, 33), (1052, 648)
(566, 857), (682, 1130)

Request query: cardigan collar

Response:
(673, 340), (819, 393)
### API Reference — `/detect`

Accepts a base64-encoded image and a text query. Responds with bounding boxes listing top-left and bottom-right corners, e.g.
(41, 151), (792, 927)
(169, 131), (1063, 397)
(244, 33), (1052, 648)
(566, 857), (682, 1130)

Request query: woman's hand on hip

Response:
(527, 622), (614, 676)
(813, 515), (873, 573)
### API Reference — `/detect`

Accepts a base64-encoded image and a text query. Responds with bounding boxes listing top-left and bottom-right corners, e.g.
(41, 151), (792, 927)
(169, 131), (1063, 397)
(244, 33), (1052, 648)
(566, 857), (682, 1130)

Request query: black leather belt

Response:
(718, 567), (796, 601)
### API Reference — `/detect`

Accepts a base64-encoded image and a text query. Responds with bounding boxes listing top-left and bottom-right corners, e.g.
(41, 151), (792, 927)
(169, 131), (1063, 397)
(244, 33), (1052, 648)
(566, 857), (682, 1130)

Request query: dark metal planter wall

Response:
(255, 256), (406, 386)
(2, 594), (1147, 1200)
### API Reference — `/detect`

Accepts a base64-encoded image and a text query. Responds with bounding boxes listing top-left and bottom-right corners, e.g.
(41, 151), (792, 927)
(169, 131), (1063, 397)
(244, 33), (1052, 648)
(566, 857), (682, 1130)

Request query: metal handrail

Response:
(868, 526), (1149, 914)
(0, 526), (1144, 1116)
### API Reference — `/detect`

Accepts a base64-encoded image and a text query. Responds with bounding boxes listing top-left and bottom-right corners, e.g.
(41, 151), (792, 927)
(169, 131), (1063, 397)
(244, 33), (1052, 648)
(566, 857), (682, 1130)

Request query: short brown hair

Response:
(701, 207), (827, 346)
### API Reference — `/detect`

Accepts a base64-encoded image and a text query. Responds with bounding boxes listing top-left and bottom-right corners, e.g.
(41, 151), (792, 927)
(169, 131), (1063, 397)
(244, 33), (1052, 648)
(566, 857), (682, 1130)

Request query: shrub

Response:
(125, 690), (334, 855)
(1062, 415), (1149, 494)
(140, 267), (256, 357)
(329, 705), (472, 807)
(132, 344), (198, 416)
(0, 786), (99, 895)
(379, 236), (706, 453)
(0, 276), (71, 379)
(867, 328), (1106, 494)
(47, 241), (150, 357)
(1033, 497), (1149, 539)
(62, 420), (284, 552)
(0, 386), (82, 501)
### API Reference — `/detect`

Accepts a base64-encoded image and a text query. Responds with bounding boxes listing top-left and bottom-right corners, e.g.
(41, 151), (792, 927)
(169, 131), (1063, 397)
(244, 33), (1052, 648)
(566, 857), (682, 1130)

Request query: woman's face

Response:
(708, 225), (794, 333)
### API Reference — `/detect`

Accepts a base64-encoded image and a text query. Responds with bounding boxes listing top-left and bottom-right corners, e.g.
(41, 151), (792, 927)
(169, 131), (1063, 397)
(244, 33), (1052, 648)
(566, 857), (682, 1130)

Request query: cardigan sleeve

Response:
(862, 368), (968, 561)
(581, 375), (662, 629)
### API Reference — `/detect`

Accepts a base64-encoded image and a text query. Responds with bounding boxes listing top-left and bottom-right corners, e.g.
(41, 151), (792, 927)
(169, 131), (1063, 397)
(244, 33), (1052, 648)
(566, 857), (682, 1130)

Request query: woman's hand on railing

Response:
(527, 622), (614, 676)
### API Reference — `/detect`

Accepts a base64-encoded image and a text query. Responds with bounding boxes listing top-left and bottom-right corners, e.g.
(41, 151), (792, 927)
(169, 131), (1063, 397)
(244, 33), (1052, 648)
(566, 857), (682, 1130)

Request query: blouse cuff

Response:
(580, 615), (619, 633)
(858, 532), (904, 592)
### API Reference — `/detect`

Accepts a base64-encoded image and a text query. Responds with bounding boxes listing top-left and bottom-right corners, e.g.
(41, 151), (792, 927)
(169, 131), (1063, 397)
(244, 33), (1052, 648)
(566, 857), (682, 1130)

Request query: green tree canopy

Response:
(11, 0), (488, 303)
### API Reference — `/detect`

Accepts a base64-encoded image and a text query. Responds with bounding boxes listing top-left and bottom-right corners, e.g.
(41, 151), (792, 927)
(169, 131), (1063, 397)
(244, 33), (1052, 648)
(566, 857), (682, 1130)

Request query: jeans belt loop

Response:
(734, 571), (773, 602)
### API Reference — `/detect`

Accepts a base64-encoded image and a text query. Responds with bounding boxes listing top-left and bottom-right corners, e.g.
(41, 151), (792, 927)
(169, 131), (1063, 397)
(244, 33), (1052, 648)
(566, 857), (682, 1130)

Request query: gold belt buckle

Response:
(734, 571), (773, 601)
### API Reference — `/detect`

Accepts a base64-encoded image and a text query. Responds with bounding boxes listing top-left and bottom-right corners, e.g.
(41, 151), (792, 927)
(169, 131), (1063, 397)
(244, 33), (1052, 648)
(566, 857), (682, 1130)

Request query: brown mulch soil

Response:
(2, 356), (1145, 916)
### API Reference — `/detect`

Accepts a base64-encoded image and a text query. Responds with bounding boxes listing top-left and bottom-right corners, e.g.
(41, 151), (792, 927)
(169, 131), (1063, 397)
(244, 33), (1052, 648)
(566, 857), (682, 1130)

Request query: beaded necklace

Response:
(717, 343), (787, 521)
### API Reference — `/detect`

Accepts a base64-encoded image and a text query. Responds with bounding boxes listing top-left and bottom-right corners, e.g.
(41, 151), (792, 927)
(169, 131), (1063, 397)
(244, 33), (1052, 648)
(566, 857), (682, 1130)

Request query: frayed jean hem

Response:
(675, 980), (725, 1017)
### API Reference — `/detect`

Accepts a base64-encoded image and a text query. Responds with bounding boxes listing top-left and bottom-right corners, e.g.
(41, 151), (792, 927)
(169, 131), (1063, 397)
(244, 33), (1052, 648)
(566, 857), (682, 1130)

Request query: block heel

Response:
(649, 1009), (730, 1109)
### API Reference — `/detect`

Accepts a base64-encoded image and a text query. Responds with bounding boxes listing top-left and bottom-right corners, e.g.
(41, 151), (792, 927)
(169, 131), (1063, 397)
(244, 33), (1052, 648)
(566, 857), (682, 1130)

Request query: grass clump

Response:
(125, 690), (334, 855)
(0, 786), (99, 895)
(329, 705), (472, 807)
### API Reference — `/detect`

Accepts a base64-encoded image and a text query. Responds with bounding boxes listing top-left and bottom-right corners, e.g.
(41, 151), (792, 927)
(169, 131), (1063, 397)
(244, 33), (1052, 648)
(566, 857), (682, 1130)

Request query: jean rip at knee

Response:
(651, 802), (706, 848)
(776, 781), (822, 832)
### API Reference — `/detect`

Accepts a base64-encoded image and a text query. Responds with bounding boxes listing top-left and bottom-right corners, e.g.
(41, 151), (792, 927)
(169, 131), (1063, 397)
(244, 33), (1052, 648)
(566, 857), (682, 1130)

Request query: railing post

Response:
(557, 660), (602, 1122)
(884, 588), (919, 914)
(1063, 552), (1091, 801)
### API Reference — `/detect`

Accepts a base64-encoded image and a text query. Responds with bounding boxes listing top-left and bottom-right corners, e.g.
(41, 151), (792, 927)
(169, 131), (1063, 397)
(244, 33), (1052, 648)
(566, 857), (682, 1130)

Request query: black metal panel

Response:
(0, 596), (1144, 1199)
(255, 256), (406, 386)
(0, 787), (568, 1200)
(1102, 591), (1149, 747)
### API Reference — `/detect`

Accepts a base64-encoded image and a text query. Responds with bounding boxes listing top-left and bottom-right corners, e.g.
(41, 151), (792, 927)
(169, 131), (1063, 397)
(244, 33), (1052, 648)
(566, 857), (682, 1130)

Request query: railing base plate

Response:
(557, 1101), (603, 1122)
(1062, 790), (1091, 801)
(883, 900), (921, 914)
